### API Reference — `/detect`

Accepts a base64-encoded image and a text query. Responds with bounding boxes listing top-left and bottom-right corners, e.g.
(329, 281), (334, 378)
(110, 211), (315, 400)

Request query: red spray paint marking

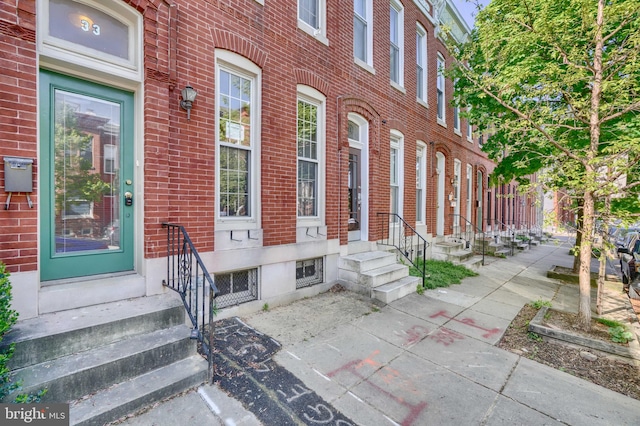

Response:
(327, 350), (427, 426)
(429, 310), (501, 338)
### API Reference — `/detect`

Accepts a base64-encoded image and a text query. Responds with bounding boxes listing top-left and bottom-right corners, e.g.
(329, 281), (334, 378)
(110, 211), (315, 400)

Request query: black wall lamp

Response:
(180, 85), (197, 120)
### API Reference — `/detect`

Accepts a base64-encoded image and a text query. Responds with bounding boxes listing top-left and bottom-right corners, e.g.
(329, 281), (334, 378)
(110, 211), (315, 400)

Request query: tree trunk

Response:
(577, 191), (595, 330)
(572, 206), (583, 273)
(577, 0), (606, 331)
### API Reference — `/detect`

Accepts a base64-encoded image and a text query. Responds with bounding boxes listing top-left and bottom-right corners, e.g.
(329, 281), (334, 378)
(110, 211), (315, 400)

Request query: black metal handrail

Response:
(162, 222), (219, 384)
(486, 218), (515, 256)
(377, 213), (430, 288)
(450, 214), (485, 266)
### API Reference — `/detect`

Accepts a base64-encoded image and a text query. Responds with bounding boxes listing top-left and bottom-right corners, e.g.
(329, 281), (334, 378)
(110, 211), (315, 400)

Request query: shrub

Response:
(0, 263), (47, 403)
(0, 262), (19, 401)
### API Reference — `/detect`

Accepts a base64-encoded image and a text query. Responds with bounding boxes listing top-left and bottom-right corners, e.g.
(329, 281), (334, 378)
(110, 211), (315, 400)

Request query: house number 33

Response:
(80, 19), (100, 35)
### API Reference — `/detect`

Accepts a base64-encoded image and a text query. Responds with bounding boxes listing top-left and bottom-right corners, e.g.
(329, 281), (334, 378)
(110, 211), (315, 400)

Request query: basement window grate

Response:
(214, 268), (258, 308)
(296, 257), (323, 289)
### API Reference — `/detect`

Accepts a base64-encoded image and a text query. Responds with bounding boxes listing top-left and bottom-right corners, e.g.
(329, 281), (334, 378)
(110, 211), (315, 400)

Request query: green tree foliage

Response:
(447, 0), (640, 329)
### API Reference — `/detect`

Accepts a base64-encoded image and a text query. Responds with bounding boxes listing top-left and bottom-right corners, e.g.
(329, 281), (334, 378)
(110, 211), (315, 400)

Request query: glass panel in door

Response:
(53, 90), (121, 253)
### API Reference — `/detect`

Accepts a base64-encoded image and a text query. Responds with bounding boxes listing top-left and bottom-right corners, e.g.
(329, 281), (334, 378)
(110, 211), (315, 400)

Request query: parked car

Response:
(617, 230), (640, 284)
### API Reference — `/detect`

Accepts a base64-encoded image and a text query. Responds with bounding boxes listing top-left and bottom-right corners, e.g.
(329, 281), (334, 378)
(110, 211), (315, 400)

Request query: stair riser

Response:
(433, 244), (464, 255)
(8, 306), (185, 370)
(448, 252), (474, 262)
(74, 368), (206, 426)
(361, 268), (409, 288)
(17, 338), (196, 403)
(372, 279), (421, 304)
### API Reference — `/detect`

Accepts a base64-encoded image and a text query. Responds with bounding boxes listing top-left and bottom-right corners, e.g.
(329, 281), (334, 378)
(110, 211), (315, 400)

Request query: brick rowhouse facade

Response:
(0, 0), (540, 320)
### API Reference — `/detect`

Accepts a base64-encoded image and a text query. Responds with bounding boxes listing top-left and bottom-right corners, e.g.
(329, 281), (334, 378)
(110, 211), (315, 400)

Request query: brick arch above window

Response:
(339, 97), (381, 154)
(295, 69), (329, 96)
(212, 29), (268, 68)
(432, 142), (452, 158)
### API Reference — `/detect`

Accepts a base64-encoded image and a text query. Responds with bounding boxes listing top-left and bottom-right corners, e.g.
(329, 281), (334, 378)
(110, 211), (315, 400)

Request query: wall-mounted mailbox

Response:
(5, 157), (33, 192)
(4, 156), (34, 209)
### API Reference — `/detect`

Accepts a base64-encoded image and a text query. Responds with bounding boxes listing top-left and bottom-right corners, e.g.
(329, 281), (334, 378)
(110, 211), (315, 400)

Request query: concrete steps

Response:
(339, 250), (418, 304)
(1, 293), (206, 425)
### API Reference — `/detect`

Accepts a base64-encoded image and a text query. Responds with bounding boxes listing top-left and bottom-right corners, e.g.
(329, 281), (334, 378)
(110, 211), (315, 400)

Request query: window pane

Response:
(390, 45), (399, 83)
(299, 0), (318, 28)
(297, 101), (318, 160)
(348, 120), (359, 141)
(53, 89), (120, 253)
(354, 17), (366, 61)
(219, 70), (251, 147)
(220, 146), (249, 216)
(50, 0), (129, 60)
(298, 160), (317, 216)
(390, 6), (398, 44)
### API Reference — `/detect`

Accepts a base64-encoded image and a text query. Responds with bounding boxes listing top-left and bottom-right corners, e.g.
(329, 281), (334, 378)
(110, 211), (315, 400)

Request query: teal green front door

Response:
(40, 70), (134, 281)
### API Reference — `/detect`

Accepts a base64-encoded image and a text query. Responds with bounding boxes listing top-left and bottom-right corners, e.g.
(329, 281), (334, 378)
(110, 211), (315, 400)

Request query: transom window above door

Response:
(38, 0), (142, 80)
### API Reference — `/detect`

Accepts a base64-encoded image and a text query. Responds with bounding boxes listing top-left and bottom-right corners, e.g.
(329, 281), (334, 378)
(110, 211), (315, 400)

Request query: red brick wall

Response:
(0, 0), (513, 274)
(0, 0), (37, 273)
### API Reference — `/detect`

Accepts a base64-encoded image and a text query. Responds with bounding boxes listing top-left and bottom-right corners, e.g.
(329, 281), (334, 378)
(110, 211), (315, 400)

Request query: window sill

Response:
(354, 58), (375, 75)
(297, 22), (329, 46)
(391, 81), (406, 94)
(437, 118), (447, 128)
(416, 98), (428, 109)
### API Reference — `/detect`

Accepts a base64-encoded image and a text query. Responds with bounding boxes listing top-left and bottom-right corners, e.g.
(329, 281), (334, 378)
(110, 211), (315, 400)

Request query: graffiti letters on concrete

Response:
(214, 317), (355, 426)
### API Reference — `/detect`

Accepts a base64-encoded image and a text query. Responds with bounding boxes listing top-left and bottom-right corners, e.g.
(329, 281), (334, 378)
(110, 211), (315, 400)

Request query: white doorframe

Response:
(436, 152), (445, 236)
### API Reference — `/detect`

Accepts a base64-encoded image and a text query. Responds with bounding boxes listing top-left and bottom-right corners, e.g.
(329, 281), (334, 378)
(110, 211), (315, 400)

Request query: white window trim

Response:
(416, 23), (428, 106)
(38, 0), (143, 83)
(215, 50), (262, 231)
(453, 159), (461, 226)
(390, 0), (405, 90)
(453, 79), (461, 134)
(436, 53), (446, 126)
(354, 0), (374, 70)
(467, 108), (474, 142)
(466, 164), (473, 222)
(390, 130), (404, 219)
(297, 85), (326, 228)
(416, 141), (427, 225)
(298, 0), (329, 45)
(348, 113), (370, 241)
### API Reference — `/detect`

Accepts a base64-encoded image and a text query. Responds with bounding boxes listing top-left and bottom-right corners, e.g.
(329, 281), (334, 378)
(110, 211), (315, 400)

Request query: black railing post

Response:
(162, 222), (219, 382)
(377, 212), (429, 289)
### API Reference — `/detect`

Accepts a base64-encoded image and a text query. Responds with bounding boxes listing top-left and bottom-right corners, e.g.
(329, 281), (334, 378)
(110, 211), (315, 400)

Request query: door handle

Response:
(124, 191), (133, 206)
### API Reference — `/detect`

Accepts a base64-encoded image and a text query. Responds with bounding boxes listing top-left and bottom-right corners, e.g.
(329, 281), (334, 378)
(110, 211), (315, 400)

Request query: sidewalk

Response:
(119, 240), (640, 426)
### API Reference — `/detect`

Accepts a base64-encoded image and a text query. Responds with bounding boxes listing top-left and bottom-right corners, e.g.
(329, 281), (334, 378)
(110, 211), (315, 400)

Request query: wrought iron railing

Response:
(377, 213), (430, 288)
(450, 214), (485, 266)
(162, 222), (219, 384)
(486, 218), (515, 256)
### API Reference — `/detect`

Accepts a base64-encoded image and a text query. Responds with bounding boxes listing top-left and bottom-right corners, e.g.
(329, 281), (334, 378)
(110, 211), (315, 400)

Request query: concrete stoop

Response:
(1, 293), (206, 426)
(338, 250), (421, 304)
(433, 240), (477, 263)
